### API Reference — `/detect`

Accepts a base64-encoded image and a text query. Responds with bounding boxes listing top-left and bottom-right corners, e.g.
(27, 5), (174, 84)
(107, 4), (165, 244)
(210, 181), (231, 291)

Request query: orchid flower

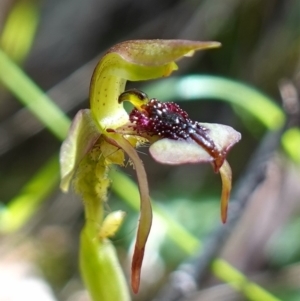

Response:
(59, 39), (241, 297)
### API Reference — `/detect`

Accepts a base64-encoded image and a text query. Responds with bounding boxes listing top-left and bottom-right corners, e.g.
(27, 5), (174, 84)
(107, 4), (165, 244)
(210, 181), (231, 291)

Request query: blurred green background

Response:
(0, 0), (299, 300)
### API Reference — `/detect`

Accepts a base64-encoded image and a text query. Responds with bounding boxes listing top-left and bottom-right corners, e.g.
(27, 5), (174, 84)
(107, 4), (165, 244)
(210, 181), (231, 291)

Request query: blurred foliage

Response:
(0, 0), (299, 301)
(0, 0), (39, 63)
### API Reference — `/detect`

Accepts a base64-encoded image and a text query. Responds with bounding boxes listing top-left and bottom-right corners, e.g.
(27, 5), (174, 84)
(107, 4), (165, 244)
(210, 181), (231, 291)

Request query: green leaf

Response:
(0, 49), (71, 140)
(0, 155), (59, 233)
(0, 0), (40, 63)
(281, 127), (300, 163)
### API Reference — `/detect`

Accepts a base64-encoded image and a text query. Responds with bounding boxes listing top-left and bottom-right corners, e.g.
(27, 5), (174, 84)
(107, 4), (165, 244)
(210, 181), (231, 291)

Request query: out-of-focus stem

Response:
(80, 227), (130, 301)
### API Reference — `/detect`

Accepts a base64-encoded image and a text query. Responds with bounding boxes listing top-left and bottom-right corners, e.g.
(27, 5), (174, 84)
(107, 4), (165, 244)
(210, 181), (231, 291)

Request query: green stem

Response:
(212, 259), (281, 301)
(0, 48), (70, 140)
(0, 155), (59, 233)
(84, 200), (103, 239)
(80, 228), (130, 301)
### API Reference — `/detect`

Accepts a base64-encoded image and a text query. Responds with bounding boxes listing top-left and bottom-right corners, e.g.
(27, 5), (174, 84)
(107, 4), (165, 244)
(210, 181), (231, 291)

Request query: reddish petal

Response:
(219, 160), (232, 223)
(199, 123), (241, 157)
(109, 135), (152, 293)
(149, 123), (241, 167)
(131, 245), (145, 294)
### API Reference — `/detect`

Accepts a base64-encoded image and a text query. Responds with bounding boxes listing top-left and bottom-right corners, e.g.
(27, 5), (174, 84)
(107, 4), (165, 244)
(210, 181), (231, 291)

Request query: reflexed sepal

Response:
(60, 109), (100, 192)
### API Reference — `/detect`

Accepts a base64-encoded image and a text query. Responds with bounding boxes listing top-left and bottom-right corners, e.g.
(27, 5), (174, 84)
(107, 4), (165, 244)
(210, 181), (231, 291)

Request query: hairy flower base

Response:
(117, 89), (240, 172)
(129, 97), (225, 171)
